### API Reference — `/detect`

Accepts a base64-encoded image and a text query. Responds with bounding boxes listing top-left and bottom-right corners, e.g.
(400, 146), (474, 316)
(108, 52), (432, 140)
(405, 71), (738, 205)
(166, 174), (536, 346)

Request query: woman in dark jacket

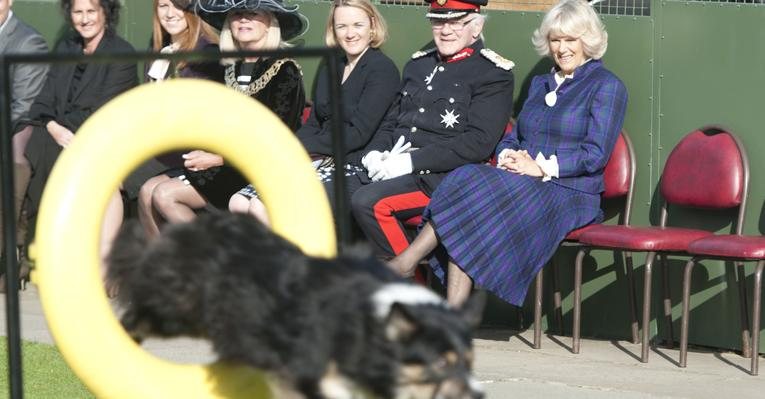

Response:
(24, 0), (137, 282)
(228, 0), (400, 224)
(146, 0), (306, 231)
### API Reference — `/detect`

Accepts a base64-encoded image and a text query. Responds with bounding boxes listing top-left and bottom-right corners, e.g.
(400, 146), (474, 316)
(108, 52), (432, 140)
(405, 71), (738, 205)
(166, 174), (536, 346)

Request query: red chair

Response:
(531, 130), (638, 349)
(573, 126), (748, 363)
(681, 232), (763, 374)
(301, 103), (312, 124)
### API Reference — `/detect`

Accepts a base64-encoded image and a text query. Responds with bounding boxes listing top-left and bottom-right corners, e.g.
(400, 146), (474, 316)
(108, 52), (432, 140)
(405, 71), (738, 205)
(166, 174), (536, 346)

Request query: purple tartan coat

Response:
(423, 59), (628, 306)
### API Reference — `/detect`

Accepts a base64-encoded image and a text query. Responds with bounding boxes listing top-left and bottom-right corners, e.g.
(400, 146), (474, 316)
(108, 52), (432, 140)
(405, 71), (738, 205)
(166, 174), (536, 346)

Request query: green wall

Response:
(11, 0), (765, 353)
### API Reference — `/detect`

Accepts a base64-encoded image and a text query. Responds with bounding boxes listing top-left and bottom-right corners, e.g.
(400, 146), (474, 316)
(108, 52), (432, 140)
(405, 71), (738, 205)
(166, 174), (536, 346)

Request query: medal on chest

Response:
(440, 109), (461, 128)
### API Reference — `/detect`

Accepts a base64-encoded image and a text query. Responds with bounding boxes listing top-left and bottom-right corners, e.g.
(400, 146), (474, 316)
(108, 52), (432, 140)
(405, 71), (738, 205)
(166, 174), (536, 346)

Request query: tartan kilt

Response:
(423, 164), (603, 306)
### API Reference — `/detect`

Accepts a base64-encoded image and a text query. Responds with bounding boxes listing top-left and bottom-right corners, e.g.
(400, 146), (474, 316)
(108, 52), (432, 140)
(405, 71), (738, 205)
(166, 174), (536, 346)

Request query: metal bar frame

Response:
(1, 46), (348, 399)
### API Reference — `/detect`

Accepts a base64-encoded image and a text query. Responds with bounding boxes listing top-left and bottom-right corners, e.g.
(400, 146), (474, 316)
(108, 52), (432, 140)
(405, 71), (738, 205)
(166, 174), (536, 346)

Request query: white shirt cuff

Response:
(535, 152), (559, 182)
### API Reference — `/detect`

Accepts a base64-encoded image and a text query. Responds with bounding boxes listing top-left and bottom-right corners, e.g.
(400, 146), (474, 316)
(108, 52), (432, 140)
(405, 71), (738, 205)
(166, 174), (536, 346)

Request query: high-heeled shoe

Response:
(18, 253), (30, 291)
(0, 248), (31, 293)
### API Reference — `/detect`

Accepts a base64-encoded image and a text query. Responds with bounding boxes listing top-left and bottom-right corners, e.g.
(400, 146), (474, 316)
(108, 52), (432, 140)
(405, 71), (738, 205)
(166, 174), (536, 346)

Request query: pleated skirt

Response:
(423, 164), (602, 306)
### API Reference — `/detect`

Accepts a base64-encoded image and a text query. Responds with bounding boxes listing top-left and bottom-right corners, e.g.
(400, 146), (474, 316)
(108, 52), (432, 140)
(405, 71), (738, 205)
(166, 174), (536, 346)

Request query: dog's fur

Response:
(108, 213), (485, 399)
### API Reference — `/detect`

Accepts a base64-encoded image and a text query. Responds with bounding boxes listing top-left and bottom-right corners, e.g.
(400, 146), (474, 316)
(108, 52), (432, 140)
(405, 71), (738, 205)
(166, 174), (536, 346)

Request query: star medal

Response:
(440, 109), (460, 128)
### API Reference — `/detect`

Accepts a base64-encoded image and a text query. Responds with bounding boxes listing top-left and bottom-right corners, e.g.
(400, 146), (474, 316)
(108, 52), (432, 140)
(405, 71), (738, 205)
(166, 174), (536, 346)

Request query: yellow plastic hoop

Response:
(32, 79), (336, 398)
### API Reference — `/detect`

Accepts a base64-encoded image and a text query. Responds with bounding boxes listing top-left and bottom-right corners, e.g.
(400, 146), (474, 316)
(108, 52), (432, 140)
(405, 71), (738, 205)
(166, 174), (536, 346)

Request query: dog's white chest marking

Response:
(371, 283), (446, 319)
(319, 362), (366, 399)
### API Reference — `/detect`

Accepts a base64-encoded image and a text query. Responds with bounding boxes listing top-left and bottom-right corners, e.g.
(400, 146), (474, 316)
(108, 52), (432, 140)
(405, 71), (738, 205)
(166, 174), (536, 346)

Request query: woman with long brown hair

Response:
(129, 0), (224, 238)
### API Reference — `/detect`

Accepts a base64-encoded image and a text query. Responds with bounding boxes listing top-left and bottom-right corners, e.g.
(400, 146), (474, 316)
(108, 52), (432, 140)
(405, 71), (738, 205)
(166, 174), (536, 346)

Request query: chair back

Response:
(301, 105), (312, 124)
(659, 125), (749, 230)
(602, 130), (636, 224)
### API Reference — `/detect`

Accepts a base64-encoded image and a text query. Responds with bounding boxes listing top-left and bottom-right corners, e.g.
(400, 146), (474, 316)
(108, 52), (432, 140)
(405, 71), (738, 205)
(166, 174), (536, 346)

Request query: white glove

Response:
(363, 150), (390, 180)
(371, 153), (413, 182)
(364, 136), (412, 180)
(362, 150), (384, 170)
(389, 135), (412, 157)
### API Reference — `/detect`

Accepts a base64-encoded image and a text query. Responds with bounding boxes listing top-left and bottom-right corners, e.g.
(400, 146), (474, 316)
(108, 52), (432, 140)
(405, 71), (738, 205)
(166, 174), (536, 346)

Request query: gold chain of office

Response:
(225, 58), (301, 96)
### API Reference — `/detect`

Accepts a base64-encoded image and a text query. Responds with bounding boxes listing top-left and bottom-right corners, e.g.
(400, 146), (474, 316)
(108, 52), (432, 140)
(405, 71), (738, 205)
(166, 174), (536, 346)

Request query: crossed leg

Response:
(388, 222), (474, 306)
(152, 178), (208, 224)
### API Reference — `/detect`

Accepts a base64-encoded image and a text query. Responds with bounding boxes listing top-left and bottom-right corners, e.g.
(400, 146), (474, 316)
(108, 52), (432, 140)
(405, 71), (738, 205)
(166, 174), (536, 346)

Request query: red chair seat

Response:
(688, 235), (765, 259)
(578, 225), (713, 251)
(404, 215), (423, 227)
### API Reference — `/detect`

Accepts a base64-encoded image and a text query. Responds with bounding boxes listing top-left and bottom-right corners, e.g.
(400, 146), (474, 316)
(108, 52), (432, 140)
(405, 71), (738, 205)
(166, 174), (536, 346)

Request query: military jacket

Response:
(361, 40), (514, 185)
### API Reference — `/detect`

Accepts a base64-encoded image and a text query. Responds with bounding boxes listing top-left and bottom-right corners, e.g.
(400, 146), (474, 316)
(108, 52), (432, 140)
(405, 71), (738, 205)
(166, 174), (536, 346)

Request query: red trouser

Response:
(350, 175), (430, 258)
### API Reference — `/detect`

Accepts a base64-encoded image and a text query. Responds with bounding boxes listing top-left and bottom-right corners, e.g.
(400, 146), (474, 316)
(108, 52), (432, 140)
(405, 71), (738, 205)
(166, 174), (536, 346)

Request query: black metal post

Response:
(1, 56), (25, 399)
(324, 52), (350, 249)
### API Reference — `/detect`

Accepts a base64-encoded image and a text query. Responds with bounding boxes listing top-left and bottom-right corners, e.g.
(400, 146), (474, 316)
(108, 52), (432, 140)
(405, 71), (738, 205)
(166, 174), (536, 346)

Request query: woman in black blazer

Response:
(228, 0), (400, 222)
(25, 0), (137, 284)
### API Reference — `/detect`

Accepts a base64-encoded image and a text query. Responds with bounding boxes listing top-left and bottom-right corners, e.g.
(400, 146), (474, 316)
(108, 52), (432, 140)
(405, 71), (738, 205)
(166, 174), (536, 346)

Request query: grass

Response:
(0, 340), (94, 398)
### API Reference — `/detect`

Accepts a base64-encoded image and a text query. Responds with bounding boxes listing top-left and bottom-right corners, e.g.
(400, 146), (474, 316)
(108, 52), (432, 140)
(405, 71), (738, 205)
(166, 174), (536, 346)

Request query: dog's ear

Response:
(458, 290), (486, 329)
(385, 303), (419, 342)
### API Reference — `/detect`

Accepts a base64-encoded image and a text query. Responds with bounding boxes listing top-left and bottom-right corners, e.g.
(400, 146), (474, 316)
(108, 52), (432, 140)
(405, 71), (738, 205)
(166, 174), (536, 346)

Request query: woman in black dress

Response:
(130, 0), (223, 238)
(145, 0), (306, 232)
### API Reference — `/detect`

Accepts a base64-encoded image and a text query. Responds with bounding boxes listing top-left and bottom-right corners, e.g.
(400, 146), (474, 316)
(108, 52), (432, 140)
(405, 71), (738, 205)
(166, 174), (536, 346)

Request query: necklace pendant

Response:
(545, 91), (557, 107)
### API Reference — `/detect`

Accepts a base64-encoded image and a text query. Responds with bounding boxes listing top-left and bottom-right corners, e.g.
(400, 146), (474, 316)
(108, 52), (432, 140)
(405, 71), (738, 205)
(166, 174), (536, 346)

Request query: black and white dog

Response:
(108, 213), (486, 399)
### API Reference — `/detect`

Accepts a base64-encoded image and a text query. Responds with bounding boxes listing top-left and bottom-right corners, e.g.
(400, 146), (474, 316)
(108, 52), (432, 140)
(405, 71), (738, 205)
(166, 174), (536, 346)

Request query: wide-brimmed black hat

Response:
(193, 0), (309, 40)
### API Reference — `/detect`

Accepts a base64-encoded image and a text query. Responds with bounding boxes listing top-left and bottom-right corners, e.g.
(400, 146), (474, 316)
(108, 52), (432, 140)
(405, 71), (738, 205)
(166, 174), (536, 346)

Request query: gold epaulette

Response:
(480, 48), (515, 71)
(412, 48), (437, 59)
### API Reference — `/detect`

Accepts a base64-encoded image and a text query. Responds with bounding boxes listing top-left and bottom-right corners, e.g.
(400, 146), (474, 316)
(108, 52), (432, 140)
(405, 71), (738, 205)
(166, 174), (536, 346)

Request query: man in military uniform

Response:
(351, 0), (515, 258)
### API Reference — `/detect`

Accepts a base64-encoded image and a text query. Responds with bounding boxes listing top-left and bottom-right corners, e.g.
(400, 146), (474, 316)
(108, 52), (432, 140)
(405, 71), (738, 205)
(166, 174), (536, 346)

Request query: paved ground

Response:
(2, 286), (763, 398)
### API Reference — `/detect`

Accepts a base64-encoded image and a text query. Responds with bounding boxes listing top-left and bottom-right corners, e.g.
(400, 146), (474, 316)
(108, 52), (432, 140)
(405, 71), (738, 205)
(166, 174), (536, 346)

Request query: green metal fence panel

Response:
(654, 0), (765, 354)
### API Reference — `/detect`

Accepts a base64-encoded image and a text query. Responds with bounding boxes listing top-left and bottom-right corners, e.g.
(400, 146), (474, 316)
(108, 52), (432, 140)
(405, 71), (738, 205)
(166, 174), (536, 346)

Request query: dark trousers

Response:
(350, 175), (431, 257)
(323, 173), (366, 241)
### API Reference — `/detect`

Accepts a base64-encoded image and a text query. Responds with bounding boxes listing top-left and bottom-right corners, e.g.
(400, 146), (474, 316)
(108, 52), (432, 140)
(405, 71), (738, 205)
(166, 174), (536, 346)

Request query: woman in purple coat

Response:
(388, 0), (628, 306)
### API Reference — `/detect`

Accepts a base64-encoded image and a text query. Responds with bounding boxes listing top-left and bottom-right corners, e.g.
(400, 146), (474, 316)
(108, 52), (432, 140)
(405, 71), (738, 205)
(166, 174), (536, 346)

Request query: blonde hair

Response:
(151, 0), (219, 70)
(531, 0), (608, 60)
(324, 0), (388, 49)
(219, 11), (285, 65)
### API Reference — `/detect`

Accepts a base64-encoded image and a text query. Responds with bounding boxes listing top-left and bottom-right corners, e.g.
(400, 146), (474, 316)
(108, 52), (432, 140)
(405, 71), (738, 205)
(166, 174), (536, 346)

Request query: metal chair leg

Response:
(552, 262), (565, 335)
(735, 263), (752, 358)
(679, 258), (697, 368)
(572, 248), (588, 354)
(641, 252), (657, 363)
(552, 257), (564, 335)
(660, 253), (674, 349)
(533, 270), (543, 349)
(750, 261), (763, 376)
(625, 252), (640, 344)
